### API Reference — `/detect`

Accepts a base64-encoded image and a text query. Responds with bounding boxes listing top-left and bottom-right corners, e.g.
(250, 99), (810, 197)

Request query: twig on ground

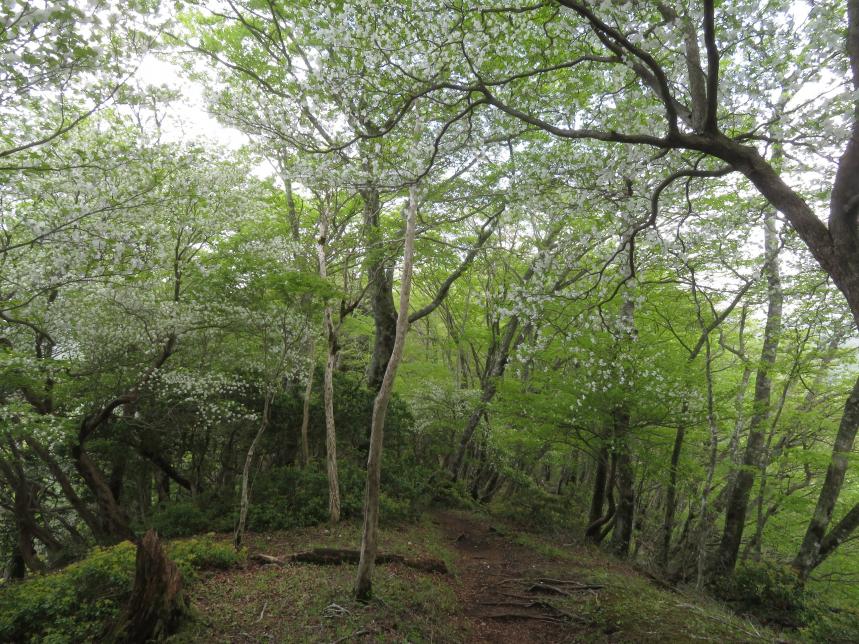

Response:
(329, 627), (370, 643)
(255, 601), (268, 623)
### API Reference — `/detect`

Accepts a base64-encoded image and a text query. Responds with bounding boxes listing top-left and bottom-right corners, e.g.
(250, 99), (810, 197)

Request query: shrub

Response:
(0, 536), (244, 643)
(247, 461), (366, 531)
(0, 540), (136, 644)
(715, 560), (810, 626)
(490, 476), (574, 531)
(801, 607), (859, 643)
(147, 491), (235, 538)
(168, 536), (246, 581)
(150, 500), (211, 538)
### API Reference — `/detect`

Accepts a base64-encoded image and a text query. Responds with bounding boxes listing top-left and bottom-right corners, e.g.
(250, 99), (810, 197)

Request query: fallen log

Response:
(290, 548), (448, 574)
(249, 553), (285, 565)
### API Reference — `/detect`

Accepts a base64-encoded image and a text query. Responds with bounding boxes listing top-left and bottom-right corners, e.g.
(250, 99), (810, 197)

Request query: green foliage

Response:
(715, 561), (810, 626)
(149, 493), (235, 538)
(0, 536), (244, 644)
(167, 537), (246, 581)
(0, 541), (136, 644)
(248, 462), (364, 530)
(801, 607), (859, 643)
(490, 475), (576, 532)
(150, 501), (211, 538)
(430, 478), (479, 511)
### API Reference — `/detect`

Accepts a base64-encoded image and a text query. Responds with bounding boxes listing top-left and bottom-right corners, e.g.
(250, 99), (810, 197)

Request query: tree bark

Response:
(317, 205), (341, 524)
(109, 529), (188, 643)
(299, 334), (315, 466)
(71, 438), (136, 543)
(659, 414), (686, 570)
(793, 374), (859, 580)
(610, 408), (635, 558)
(362, 187), (398, 393)
(234, 393), (273, 550)
(587, 443), (610, 536)
(355, 183), (419, 601)
(715, 210), (782, 575)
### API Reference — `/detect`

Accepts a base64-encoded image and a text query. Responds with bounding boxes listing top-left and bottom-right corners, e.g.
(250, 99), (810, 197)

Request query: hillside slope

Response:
(176, 511), (784, 643)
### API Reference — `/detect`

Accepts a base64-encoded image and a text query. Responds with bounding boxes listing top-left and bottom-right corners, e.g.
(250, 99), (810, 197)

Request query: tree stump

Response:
(109, 529), (188, 643)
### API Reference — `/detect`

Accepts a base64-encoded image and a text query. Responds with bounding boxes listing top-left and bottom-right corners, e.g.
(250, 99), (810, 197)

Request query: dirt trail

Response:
(433, 511), (602, 643)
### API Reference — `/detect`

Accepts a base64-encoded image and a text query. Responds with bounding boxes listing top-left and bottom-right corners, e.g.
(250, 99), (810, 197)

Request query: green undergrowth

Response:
(0, 536), (244, 644)
(146, 459), (439, 539)
(484, 516), (794, 643)
(483, 481), (859, 643)
(174, 515), (463, 642)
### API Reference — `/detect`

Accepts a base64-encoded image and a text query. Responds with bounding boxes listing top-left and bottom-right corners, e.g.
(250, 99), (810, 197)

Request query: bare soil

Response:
(434, 511), (604, 643)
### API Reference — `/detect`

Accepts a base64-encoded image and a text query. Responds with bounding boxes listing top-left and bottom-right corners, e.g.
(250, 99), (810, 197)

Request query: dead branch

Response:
(289, 548), (448, 574)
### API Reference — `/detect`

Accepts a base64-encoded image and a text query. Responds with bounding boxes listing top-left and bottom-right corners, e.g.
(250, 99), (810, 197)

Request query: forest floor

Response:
(173, 510), (786, 643)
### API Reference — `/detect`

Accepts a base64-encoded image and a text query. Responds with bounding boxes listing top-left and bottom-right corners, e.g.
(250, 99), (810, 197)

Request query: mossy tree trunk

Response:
(354, 183), (419, 601)
(109, 529), (188, 643)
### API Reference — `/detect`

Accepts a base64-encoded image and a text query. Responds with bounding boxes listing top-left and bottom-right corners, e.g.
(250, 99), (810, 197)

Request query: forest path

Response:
(433, 510), (604, 643)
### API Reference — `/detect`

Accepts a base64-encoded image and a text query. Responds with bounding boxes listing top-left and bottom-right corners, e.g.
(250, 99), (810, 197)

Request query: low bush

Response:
(147, 490), (236, 538)
(0, 541), (136, 643)
(715, 560), (810, 626)
(490, 476), (575, 532)
(801, 607), (859, 643)
(168, 536), (246, 580)
(247, 461), (365, 530)
(0, 535), (243, 643)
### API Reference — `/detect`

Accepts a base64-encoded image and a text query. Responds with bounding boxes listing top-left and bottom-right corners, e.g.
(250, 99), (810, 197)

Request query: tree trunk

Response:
(659, 416), (686, 570)
(793, 374), (859, 580)
(299, 334), (315, 467)
(448, 318), (523, 479)
(317, 205), (341, 523)
(71, 439), (135, 543)
(24, 434), (108, 542)
(610, 408), (635, 558)
(355, 183), (419, 601)
(610, 260), (637, 559)
(234, 394), (273, 550)
(715, 210), (782, 576)
(696, 335), (720, 587)
(362, 187), (399, 393)
(586, 452), (616, 544)
(717, 305), (752, 510)
(109, 529), (188, 643)
(324, 324), (341, 523)
(587, 444), (609, 538)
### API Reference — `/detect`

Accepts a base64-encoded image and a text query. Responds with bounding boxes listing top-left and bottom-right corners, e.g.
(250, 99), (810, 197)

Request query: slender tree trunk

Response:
(793, 374), (859, 580)
(71, 437), (135, 543)
(717, 305), (752, 511)
(696, 335), (720, 588)
(610, 408), (635, 558)
(587, 444), (609, 539)
(610, 260), (637, 559)
(715, 211), (783, 576)
(299, 335), (315, 467)
(355, 183), (419, 601)
(324, 323), (341, 523)
(234, 394), (273, 550)
(24, 434), (108, 542)
(659, 412), (686, 570)
(156, 471), (170, 504)
(586, 451), (616, 543)
(317, 206), (341, 523)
